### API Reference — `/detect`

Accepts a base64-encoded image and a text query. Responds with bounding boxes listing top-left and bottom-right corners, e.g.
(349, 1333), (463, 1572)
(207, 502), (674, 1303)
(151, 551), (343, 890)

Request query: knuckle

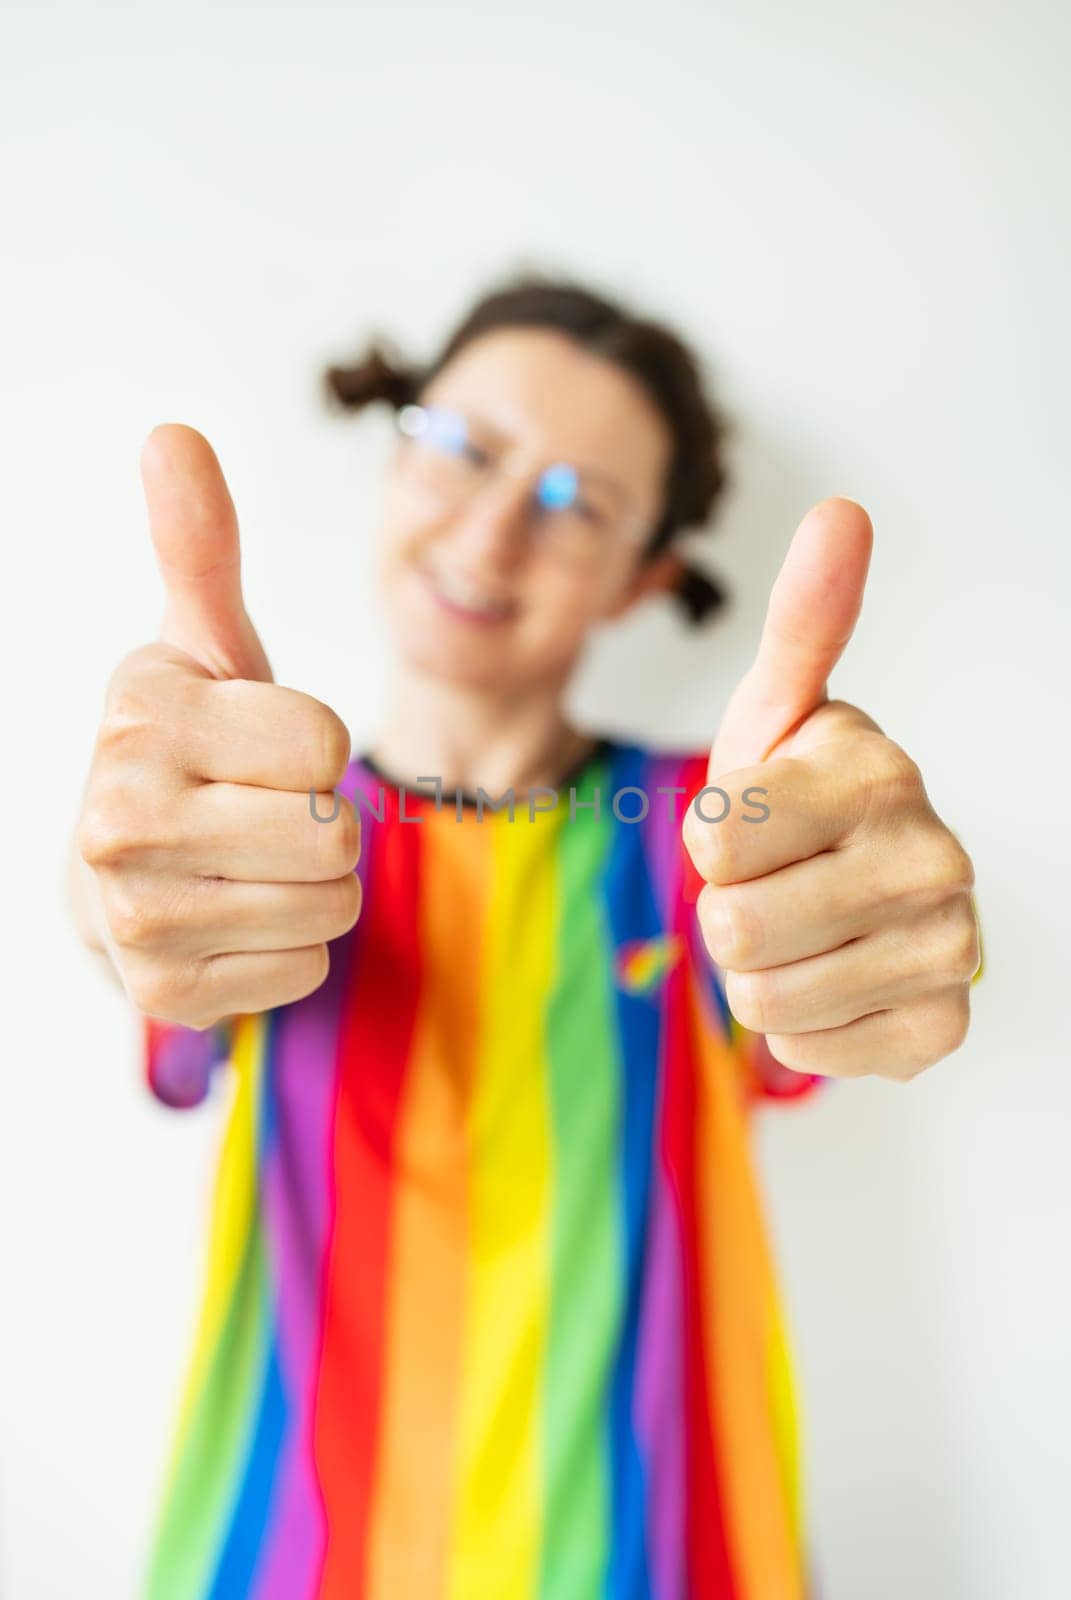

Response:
(126, 958), (198, 1024)
(895, 829), (975, 913)
(79, 785), (171, 864)
(904, 991), (971, 1070)
(881, 740), (925, 791)
(76, 806), (126, 868)
(99, 680), (161, 753)
(102, 646), (150, 707)
(914, 832), (975, 906)
(862, 738), (925, 817)
(109, 640), (173, 684)
(936, 902), (982, 983)
(937, 990), (972, 1057)
(77, 785), (152, 865)
(104, 882), (163, 949)
(101, 647), (201, 758)
(936, 835), (975, 896)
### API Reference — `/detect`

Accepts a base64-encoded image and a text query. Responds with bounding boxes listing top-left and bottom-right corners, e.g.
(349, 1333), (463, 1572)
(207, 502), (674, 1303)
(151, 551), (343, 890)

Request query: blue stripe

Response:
(206, 1339), (288, 1598)
(601, 743), (660, 1600)
(206, 1013), (290, 1599)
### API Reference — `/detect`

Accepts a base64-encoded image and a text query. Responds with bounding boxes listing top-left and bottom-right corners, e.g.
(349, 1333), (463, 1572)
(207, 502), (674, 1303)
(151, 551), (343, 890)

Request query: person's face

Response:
(375, 327), (675, 695)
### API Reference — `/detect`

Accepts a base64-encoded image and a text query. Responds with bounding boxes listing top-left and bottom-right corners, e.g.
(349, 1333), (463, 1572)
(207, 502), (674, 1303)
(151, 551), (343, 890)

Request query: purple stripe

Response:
(632, 753), (691, 1600)
(251, 761), (376, 1597)
(643, 753), (695, 929)
(633, 1143), (688, 1598)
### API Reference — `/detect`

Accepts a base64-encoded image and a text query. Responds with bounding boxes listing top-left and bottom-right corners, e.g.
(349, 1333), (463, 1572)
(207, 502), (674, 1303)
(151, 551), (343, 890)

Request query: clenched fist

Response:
(684, 499), (980, 1082)
(73, 425), (362, 1031)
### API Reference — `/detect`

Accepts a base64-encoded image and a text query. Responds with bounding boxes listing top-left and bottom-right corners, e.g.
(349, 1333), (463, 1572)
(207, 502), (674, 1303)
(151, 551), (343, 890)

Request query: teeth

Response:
(432, 569), (512, 617)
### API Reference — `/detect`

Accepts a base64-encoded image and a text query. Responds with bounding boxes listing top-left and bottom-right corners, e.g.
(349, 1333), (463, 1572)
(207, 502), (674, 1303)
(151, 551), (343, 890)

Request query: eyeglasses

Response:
(392, 402), (650, 563)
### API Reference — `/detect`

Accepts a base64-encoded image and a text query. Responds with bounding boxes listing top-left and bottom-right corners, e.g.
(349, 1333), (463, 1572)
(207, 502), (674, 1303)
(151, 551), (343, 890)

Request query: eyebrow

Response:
(454, 404), (633, 508)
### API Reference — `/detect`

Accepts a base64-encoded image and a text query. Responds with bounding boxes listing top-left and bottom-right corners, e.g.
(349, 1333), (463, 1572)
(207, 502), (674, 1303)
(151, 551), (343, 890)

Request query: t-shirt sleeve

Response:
(664, 745), (827, 1109)
(693, 953), (828, 1106)
(143, 1014), (238, 1109)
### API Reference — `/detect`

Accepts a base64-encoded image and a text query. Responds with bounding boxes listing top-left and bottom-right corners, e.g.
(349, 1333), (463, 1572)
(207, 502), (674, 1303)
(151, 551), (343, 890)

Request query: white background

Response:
(2, 2), (1069, 1596)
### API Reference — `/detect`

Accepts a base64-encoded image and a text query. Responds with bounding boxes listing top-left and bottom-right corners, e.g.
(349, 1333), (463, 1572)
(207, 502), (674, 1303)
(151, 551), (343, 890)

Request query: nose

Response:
(439, 472), (532, 572)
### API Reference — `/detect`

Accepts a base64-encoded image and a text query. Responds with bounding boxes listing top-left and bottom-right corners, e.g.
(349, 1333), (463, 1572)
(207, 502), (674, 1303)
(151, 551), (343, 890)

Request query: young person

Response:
(68, 272), (980, 1599)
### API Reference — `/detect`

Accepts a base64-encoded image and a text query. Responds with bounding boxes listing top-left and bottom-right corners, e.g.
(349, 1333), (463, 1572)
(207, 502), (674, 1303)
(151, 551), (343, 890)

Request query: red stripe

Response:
(311, 794), (423, 1597)
(663, 829), (739, 1599)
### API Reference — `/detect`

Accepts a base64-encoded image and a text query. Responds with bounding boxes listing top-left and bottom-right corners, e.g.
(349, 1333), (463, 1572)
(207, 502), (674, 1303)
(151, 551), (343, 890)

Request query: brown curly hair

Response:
(323, 267), (733, 623)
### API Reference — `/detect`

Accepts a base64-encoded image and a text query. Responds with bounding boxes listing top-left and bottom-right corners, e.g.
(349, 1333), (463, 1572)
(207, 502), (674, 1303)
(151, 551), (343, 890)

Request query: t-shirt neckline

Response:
(354, 733), (614, 811)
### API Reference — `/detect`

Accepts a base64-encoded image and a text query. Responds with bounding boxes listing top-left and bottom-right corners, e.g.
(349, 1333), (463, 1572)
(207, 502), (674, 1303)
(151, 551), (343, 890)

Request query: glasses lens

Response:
(398, 404), (485, 500)
(396, 409), (632, 559)
(534, 463), (620, 561)
(399, 404), (470, 453)
(536, 462), (579, 511)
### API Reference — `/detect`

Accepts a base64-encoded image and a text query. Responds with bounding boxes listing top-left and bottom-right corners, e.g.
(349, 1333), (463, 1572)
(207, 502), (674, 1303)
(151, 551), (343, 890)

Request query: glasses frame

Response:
(392, 401), (653, 556)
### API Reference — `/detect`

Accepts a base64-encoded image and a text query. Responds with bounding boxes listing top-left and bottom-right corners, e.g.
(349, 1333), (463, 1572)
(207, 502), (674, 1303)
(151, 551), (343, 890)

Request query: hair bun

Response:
(674, 561), (729, 625)
(324, 342), (421, 413)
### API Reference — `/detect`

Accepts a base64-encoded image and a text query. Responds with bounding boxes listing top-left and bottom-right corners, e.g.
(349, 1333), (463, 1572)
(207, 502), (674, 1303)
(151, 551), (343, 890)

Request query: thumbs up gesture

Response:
(683, 499), (980, 1081)
(75, 425), (362, 1031)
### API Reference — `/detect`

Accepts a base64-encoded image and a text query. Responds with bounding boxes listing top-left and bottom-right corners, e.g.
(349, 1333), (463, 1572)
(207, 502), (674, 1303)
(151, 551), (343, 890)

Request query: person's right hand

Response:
(75, 424), (362, 1031)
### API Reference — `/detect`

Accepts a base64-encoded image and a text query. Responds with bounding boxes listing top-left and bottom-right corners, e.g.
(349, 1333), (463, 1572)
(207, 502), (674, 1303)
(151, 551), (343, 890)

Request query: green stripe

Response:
(143, 1127), (273, 1596)
(539, 755), (620, 1595)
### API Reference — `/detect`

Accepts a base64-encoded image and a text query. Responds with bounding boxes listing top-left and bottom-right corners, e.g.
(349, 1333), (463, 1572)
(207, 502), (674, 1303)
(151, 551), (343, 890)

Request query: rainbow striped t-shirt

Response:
(141, 735), (821, 1600)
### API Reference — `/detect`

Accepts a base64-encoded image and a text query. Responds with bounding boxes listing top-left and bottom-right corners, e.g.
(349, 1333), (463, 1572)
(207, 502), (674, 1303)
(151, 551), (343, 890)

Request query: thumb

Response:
(709, 497), (873, 779)
(140, 423), (273, 683)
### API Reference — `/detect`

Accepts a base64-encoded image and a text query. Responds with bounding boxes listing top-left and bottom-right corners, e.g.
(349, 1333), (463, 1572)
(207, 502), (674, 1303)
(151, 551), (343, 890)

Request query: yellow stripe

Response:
(766, 1301), (805, 1546)
(447, 808), (560, 1600)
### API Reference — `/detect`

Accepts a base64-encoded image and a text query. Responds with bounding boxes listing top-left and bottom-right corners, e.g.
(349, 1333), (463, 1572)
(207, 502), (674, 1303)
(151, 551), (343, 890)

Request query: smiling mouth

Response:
(423, 565), (518, 624)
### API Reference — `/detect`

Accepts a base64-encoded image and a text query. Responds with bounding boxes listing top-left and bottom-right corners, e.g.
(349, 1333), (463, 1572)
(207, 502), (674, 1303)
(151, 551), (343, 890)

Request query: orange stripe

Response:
(364, 809), (491, 1598)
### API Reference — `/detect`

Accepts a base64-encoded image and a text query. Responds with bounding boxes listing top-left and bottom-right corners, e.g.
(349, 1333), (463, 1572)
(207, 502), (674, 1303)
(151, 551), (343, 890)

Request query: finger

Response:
(723, 900), (982, 1035)
(682, 754), (859, 887)
(710, 498), (873, 778)
(130, 943), (334, 1027)
(103, 649), (352, 792)
(696, 842), (887, 971)
(202, 874), (363, 956)
(762, 987), (972, 1081)
(140, 423), (273, 683)
(203, 944), (338, 1017)
(105, 872), (363, 959)
(166, 783), (362, 882)
(173, 675), (352, 790)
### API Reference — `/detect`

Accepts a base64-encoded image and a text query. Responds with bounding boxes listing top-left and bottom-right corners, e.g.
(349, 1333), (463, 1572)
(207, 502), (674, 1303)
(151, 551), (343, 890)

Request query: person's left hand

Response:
(682, 498), (980, 1081)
